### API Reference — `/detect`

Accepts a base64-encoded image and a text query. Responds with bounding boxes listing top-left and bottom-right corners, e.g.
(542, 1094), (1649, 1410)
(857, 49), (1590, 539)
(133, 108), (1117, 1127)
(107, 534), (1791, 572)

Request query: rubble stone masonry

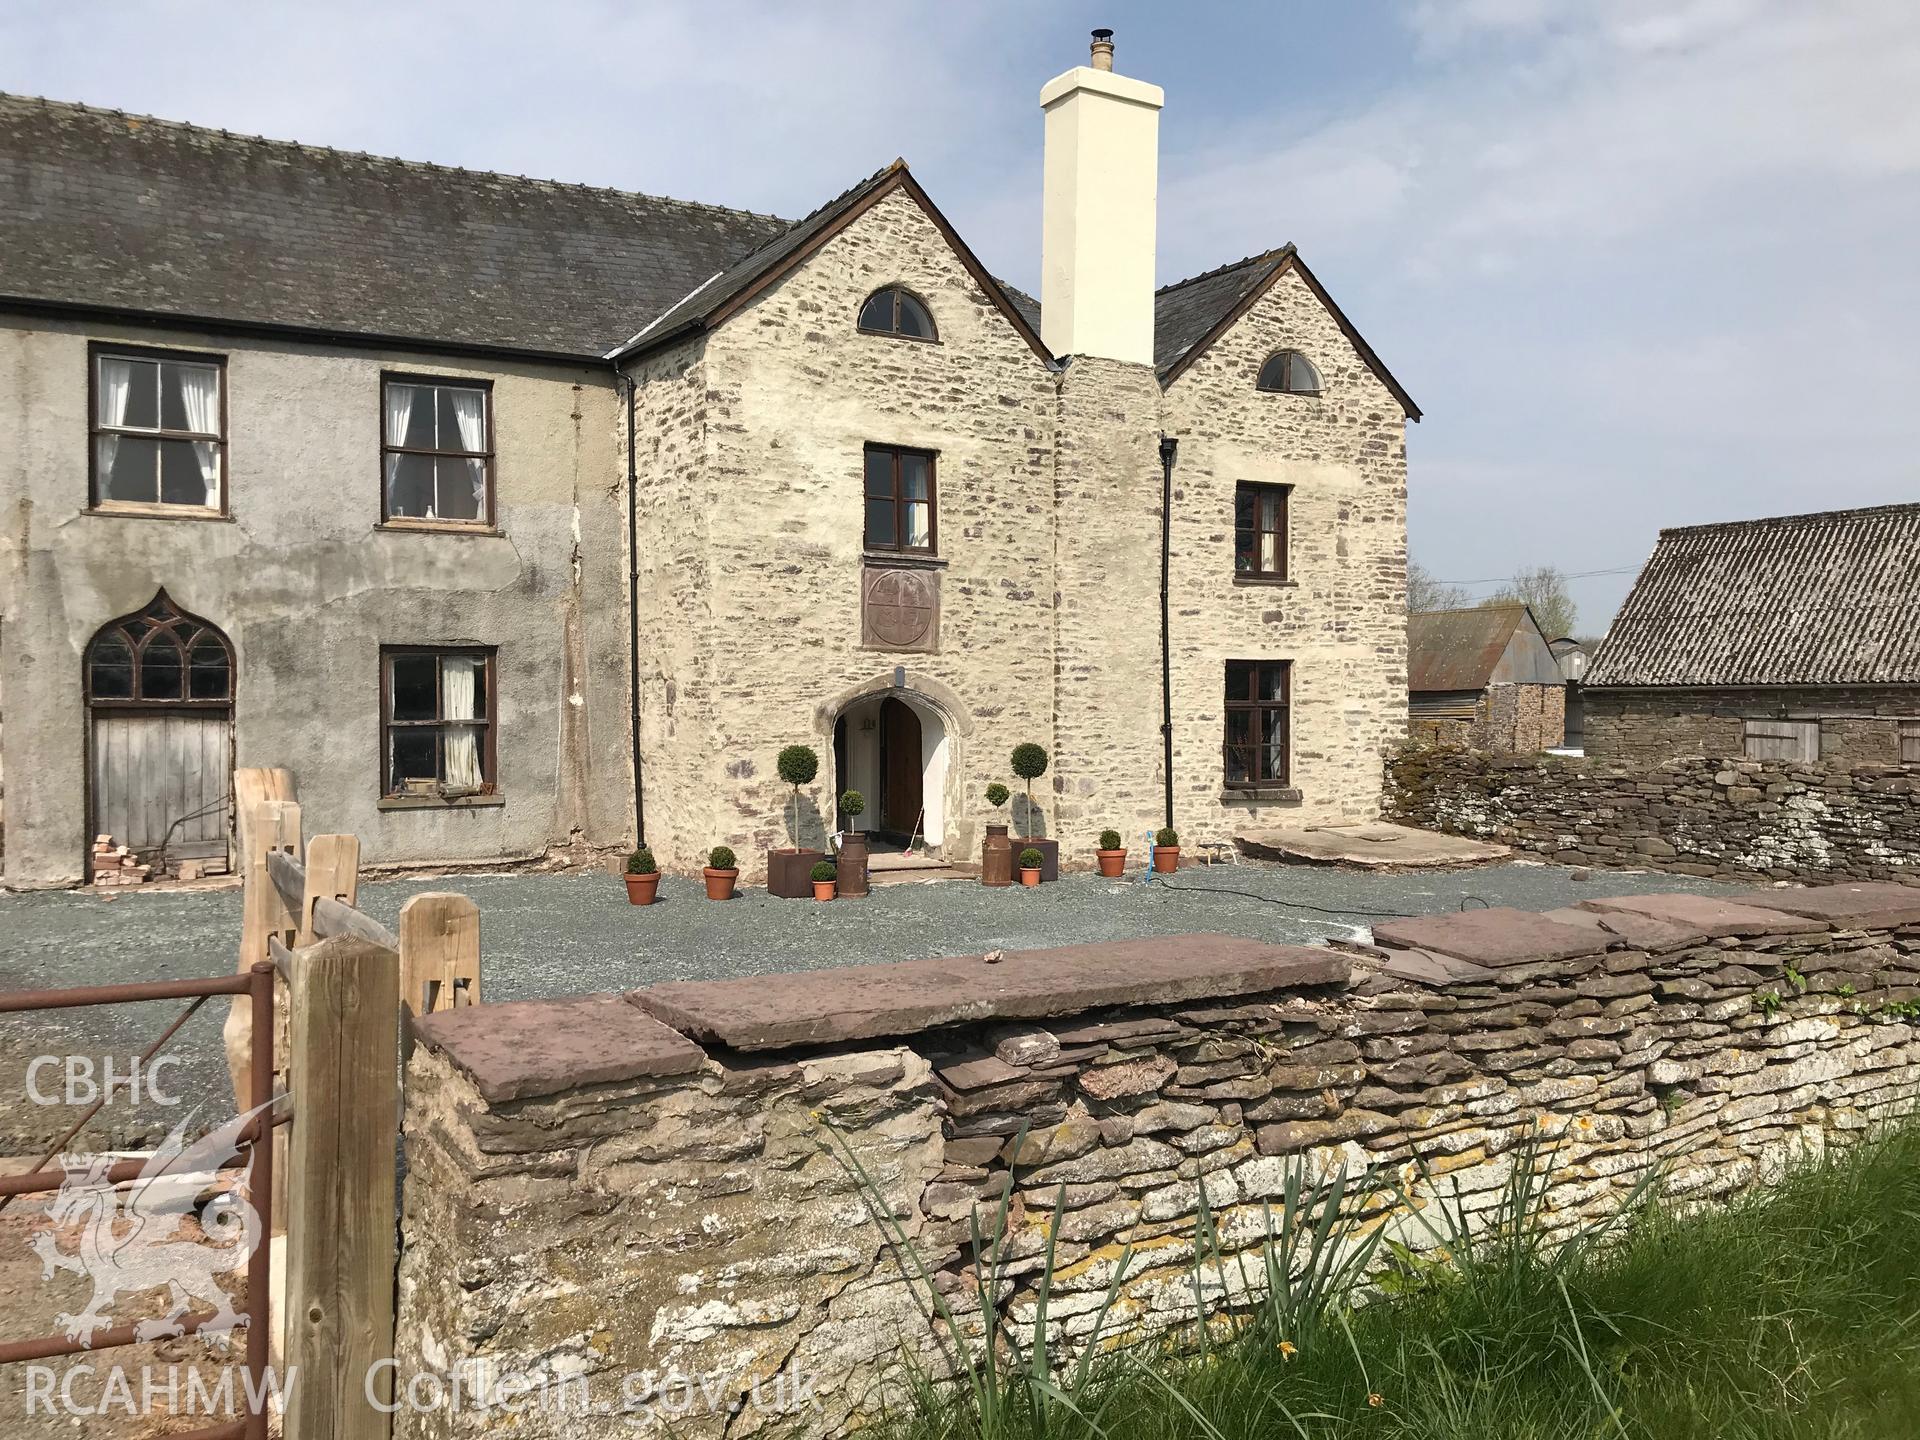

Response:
(1585, 686), (1919, 767)
(623, 201), (1412, 879)
(395, 883), (1920, 1438)
(1387, 744), (1920, 884)
(1160, 266), (1409, 836)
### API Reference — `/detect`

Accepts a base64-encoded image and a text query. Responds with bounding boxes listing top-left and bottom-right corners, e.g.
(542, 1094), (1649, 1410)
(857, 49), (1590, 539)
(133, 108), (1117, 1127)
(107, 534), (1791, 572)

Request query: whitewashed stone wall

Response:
(624, 213), (1411, 875)
(395, 885), (1920, 1438)
(629, 189), (1058, 873)
(1159, 266), (1410, 836)
(1049, 356), (1171, 846)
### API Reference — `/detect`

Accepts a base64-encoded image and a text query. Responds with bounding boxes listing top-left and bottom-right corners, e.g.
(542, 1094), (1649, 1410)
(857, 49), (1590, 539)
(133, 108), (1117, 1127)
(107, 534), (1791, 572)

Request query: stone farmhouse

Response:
(1584, 503), (1920, 767)
(0, 33), (1418, 888)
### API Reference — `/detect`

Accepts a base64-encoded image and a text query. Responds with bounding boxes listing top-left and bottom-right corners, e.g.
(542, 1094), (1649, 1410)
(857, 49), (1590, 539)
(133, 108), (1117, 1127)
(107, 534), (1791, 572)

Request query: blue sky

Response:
(6, 1), (1916, 631)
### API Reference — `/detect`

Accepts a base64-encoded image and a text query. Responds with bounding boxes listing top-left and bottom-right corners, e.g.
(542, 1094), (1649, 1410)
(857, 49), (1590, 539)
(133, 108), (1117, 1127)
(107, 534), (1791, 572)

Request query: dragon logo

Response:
(29, 1102), (270, 1347)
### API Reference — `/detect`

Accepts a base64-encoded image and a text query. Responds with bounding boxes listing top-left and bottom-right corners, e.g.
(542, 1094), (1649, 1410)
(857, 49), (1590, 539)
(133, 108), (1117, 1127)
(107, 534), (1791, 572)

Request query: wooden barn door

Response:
(85, 590), (235, 873)
(91, 710), (232, 859)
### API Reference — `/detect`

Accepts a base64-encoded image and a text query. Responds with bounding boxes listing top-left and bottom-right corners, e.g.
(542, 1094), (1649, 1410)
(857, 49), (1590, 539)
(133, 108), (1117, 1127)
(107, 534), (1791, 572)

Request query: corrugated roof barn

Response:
(1587, 503), (1920, 689)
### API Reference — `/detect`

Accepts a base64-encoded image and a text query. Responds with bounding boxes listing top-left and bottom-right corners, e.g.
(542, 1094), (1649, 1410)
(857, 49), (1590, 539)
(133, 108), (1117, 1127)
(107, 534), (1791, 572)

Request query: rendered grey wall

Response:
(0, 316), (630, 887)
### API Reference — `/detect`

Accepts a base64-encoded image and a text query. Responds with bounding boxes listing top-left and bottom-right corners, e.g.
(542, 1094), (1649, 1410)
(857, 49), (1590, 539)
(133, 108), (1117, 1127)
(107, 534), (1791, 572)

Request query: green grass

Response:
(878, 1126), (1920, 1440)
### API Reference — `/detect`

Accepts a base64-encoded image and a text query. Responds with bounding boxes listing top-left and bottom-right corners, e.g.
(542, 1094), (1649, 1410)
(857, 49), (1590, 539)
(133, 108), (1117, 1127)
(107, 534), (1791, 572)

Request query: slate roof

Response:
(609, 161), (1050, 365)
(1151, 248), (1420, 417)
(0, 90), (1415, 406)
(1586, 503), (1920, 688)
(0, 93), (790, 359)
(1153, 251), (1292, 375)
(1409, 606), (1539, 693)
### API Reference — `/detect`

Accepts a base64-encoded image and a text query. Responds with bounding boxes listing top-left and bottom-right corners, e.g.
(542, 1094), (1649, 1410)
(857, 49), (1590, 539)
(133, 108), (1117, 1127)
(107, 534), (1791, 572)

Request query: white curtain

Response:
(176, 365), (221, 506)
(441, 657), (483, 791)
(903, 461), (930, 547)
(383, 384), (415, 514)
(98, 356), (134, 484)
(449, 388), (487, 516)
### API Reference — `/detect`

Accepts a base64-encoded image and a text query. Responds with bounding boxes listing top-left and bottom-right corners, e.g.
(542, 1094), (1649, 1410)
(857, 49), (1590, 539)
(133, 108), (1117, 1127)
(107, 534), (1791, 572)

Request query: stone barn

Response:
(1407, 605), (1565, 752)
(1584, 504), (1920, 766)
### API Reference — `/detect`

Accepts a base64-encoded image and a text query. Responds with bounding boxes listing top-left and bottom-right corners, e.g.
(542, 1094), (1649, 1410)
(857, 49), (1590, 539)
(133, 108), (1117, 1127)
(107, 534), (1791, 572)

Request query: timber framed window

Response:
(1743, 718), (1820, 762)
(381, 374), (494, 527)
(85, 591), (232, 707)
(1224, 660), (1291, 787)
(381, 647), (497, 798)
(863, 445), (937, 554)
(1900, 719), (1920, 763)
(1234, 482), (1290, 580)
(89, 344), (227, 513)
(857, 286), (938, 341)
(1256, 350), (1321, 395)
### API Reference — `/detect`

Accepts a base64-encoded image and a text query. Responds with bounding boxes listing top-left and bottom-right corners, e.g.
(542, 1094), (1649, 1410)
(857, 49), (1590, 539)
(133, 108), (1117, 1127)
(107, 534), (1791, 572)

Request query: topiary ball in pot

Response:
(1019, 847), (1044, 869)
(810, 860), (837, 883)
(776, 744), (819, 848)
(840, 789), (866, 819)
(707, 845), (737, 871)
(626, 847), (657, 875)
(1010, 744), (1049, 837)
(1099, 829), (1123, 852)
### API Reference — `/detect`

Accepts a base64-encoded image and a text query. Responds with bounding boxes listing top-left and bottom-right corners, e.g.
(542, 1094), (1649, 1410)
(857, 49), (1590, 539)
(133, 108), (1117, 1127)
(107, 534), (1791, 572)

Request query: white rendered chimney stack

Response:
(1040, 28), (1163, 366)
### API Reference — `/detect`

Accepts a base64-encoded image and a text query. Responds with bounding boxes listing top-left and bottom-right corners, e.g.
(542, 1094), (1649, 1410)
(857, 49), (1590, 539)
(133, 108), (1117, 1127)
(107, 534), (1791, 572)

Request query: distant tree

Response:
(1483, 565), (1578, 640)
(1407, 558), (1470, 613)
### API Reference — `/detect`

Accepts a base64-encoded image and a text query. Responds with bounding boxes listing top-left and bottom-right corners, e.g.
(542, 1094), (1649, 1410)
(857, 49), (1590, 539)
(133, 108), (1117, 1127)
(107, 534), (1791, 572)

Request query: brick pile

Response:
(89, 833), (149, 887)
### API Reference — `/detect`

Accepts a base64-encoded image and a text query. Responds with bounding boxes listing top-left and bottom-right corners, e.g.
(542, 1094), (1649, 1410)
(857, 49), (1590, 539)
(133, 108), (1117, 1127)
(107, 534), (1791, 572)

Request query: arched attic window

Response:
(1257, 350), (1322, 395)
(858, 286), (937, 341)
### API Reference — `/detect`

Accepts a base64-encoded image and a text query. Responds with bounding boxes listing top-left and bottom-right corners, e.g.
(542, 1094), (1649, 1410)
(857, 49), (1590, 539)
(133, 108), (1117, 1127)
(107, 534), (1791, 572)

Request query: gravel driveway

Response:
(0, 860), (1760, 1153)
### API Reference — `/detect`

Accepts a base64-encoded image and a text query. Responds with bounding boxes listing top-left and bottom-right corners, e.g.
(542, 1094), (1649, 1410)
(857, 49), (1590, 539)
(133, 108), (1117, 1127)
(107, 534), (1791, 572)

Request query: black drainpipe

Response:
(622, 369), (647, 846)
(1158, 434), (1177, 832)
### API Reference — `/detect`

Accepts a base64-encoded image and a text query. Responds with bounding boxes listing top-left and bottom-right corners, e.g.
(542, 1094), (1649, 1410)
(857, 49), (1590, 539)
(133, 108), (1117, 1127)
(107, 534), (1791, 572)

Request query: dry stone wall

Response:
(395, 883), (1920, 1439)
(1387, 744), (1920, 884)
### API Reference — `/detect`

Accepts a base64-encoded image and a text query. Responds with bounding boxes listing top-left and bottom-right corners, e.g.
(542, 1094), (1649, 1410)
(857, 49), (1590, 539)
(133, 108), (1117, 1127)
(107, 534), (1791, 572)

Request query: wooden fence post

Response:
(225, 791), (300, 1111)
(397, 893), (482, 1063)
(284, 935), (400, 1440)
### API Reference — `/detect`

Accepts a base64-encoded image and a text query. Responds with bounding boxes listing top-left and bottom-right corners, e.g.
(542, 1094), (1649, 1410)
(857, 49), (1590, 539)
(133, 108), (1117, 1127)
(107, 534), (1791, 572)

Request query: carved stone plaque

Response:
(861, 566), (940, 653)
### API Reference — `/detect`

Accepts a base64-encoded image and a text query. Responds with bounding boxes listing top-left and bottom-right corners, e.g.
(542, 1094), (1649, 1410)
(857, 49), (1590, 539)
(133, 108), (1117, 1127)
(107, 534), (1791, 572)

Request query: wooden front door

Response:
(879, 697), (923, 836)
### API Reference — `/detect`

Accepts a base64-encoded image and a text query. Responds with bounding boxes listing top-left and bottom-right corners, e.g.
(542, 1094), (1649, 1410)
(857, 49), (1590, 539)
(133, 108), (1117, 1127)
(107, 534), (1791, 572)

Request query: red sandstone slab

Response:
(1377, 948), (1497, 987)
(1579, 893), (1825, 940)
(627, 936), (1350, 1052)
(1736, 882), (1920, 931)
(1541, 905), (1707, 952)
(416, 993), (707, 1103)
(1369, 908), (1610, 968)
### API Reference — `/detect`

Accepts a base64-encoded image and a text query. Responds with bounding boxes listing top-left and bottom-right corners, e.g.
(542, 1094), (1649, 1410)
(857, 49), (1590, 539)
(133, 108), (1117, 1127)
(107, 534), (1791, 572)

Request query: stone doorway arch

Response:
(819, 674), (968, 858)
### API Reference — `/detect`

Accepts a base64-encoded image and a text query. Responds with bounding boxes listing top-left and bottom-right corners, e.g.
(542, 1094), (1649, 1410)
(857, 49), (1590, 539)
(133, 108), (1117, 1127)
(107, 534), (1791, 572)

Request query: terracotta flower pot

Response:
(1151, 846), (1180, 874)
(1019, 868), (1042, 887)
(812, 879), (836, 901)
(1096, 849), (1128, 878)
(624, 871), (661, 905)
(703, 867), (738, 901)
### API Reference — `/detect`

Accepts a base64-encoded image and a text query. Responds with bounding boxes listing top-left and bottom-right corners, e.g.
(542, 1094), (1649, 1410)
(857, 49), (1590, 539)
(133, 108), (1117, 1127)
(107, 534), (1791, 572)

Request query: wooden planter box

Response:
(766, 848), (826, 900)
